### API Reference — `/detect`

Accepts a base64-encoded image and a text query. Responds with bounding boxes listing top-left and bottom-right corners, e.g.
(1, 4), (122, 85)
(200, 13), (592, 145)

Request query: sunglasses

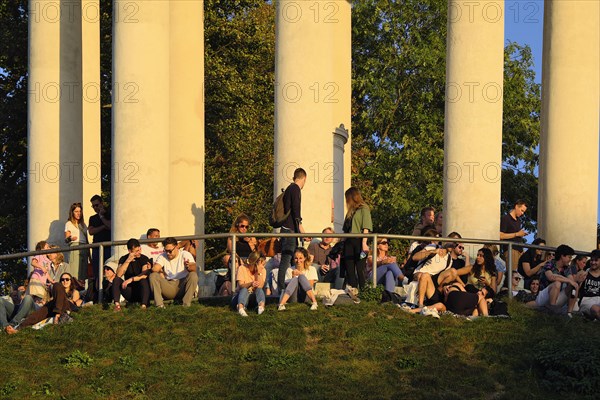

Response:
(458, 245), (464, 250)
(378, 241), (388, 245)
(60, 278), (71, 282)
(238, 224), (249, 229)
(513, 277), (522, 281)
(165, 248), (176, 254)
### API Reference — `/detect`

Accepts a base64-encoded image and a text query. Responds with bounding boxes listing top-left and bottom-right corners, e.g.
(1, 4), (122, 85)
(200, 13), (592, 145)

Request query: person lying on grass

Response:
(5, 273), (79, 334)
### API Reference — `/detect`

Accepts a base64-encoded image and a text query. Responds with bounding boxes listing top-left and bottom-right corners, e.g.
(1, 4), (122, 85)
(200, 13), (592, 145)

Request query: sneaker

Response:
(397, 303), (412, 313)
(278, 304), (286, 311)
(567, 312), (573, 319)
(421, 307), (440, 319)
(257, 306), (265, 315)
(345, 286), (361, 304)
(238, 307), (248, 317)
(310, 302), (318, 311)
(58, 312), (74, 324)
(114, 302), (122, 312)
(156, 304), (165, 309)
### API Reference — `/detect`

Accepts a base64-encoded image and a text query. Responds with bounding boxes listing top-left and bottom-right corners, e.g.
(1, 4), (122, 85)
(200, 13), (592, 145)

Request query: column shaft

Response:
(443, 1), (504, 243)
(274, 0), (351, 233)
(538, 0), (600, 250)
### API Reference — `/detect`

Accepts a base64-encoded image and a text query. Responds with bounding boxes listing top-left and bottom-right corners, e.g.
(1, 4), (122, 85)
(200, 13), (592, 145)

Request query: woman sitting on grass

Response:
(278, 247), (318, 311)
(5, 273), (80, 334)
(232, 251), (267, 317)
(462, 247), (498, 292)
(443, 280), (492, 317)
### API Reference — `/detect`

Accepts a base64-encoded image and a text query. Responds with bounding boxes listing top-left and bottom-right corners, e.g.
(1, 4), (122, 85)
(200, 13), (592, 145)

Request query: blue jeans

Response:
(232, 287), (266, 309)
(369, 263), (402, 293)
(0, 295), (35, 328)
(277, 230), (298, 290)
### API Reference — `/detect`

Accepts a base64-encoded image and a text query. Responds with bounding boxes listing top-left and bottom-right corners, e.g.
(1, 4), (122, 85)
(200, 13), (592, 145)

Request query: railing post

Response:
(98, 244), (104, 303)
(231, 233), (237, 293)
(507, 243), (513, 298)
(372, 235), (378, 287)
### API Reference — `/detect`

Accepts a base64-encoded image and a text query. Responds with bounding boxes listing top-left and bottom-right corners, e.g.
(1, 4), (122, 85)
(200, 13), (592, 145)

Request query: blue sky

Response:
(504, 0), (600, 226)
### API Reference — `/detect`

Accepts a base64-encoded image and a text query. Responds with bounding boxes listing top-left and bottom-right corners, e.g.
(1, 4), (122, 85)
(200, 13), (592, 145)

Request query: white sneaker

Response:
(421, 306), (440, 319)
(278, 304), (286, 311)
(310, 302), (318, 311)
(238, 307), (248, 317)
(257, 306), (265, 315)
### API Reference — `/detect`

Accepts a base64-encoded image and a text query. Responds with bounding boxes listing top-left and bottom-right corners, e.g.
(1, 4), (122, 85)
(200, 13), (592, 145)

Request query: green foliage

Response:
(358, 284), (384, 302)
(535, 339), (600, 394)
(204, 0), (276, 265)
(61, 350), (94, 368)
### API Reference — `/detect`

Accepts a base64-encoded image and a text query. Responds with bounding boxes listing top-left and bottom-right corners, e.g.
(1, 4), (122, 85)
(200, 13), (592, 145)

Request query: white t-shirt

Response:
(65, 221), (88, 244)
(142, 243), (164, 261)
(416, 252), (451, 275)
(155, 249), (194, 281)
(285, 265), (318, 283)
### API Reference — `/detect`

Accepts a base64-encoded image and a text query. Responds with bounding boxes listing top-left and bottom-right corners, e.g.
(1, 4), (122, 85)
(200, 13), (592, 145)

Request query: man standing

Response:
(308, 227), (341, 289)
(500, 200), (528, 272)
(277, 168), (307, 291)
(411, 207), (435, 236)
(141, 228), (163, 263)
(89, 195), (112, 279)
(150, 237), (198, 307)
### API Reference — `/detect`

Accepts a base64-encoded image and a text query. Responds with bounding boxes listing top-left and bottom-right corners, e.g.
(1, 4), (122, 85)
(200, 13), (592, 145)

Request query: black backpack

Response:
(269, 188), (290, 228)
(403, 244), (435, 282)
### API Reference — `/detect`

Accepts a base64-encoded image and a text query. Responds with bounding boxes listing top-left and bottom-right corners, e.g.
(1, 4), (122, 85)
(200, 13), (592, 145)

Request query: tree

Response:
(0, 1), (28, 292)
(203, 0), (276, 264)
(351, 0), (541, 240)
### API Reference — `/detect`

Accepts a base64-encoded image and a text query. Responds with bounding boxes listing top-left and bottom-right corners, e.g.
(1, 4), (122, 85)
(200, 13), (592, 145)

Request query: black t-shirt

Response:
(580, 272), (600, 298)
(89, 214), (111, 243)
(518, 249), (541, 277)
(235, 238), (254, 258)
(282, 183), (302, 232)
(118, 254), (151, 280)
(500, 213), (524, 251)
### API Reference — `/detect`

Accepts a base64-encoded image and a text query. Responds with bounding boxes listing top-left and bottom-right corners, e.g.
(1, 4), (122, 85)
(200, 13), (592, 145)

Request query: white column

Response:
(274, 0), (352, 234)
(332, 124), (349, 233)
(81, 0), (101, 220)
(168, 0), (204, 239)
(538, 0), (600, 250)
(443, 1), (504, 245)
(28, 0), (62, 251)
(112, 0), (170, 256)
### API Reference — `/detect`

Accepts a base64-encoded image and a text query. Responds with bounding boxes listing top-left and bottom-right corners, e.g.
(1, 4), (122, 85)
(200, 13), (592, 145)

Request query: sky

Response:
(504, 0), (600, 226)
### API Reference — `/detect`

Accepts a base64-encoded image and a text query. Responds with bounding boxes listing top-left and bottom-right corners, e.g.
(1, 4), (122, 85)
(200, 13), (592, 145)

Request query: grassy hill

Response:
(1, 300), (598, 399)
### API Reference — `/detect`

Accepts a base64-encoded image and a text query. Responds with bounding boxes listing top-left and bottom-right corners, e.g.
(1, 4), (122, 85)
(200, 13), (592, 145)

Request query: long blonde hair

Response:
(245, 251), (264, 274)
(229, 213), (250, 233)
(344, 187), (367, 219)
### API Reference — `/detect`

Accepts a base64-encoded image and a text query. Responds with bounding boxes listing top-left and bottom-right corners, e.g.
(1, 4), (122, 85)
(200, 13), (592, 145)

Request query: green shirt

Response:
(348, 205), (373, 234)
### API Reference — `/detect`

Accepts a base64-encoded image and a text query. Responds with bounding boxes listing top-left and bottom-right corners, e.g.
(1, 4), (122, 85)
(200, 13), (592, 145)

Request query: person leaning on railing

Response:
(342, 187), (373, 292)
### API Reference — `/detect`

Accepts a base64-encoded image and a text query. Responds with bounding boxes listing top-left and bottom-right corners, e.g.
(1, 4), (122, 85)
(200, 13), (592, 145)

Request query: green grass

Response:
(1, 300), (599, 400)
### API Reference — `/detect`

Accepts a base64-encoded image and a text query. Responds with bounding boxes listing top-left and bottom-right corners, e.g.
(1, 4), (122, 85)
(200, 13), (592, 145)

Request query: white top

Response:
(285, 265), (318, 283)
(416, 253), (451, 275)
(142, 243), (164, 261)
(155, 249), (194, 281)
(65, 221), (88, 244)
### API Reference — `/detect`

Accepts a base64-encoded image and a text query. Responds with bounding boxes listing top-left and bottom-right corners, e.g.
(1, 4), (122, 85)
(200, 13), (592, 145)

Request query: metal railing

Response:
(1, 232), (591, 303)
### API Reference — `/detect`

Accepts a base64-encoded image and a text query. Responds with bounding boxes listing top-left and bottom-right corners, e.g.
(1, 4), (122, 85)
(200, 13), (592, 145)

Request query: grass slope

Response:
(1, 300), (599, 400)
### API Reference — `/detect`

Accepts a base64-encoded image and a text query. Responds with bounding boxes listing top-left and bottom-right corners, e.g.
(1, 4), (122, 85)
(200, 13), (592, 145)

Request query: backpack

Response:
(269, 188), (291, 228)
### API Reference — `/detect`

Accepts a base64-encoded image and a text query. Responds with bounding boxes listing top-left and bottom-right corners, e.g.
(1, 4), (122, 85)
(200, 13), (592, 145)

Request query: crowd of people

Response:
(3, 170), (600, 333)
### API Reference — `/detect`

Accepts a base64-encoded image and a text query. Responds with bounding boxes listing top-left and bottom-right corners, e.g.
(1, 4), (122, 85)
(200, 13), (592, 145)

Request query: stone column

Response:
(333, 124), (349, 233)
(443, 1), (504, 247)
(274, 0), (352, 234)
(28, 0), (62, 252)
(81, 0), (101, 220)
(168, 1), (205, 266)
(112, 0), (170, 256)
(538, 0), (600, 250)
